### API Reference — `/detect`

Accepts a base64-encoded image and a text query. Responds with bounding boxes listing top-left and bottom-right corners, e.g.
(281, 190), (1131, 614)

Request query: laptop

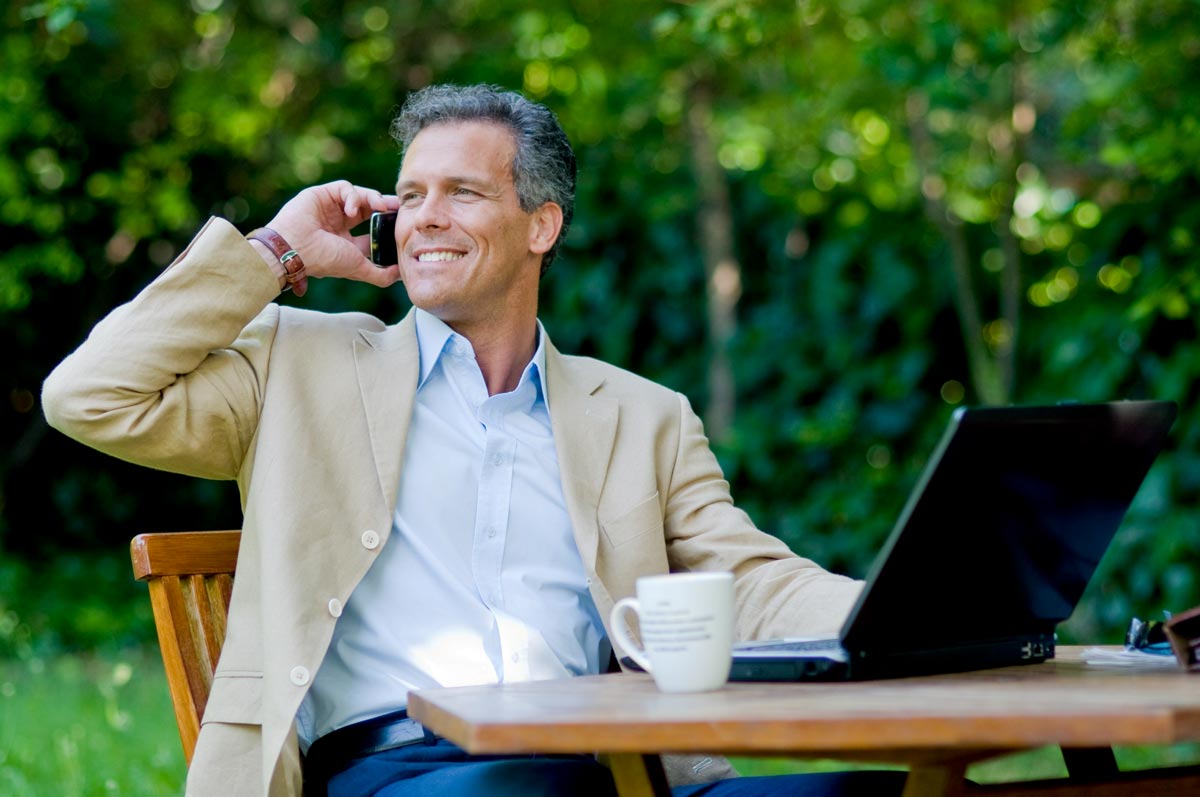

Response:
(730, 400), (1177, 681)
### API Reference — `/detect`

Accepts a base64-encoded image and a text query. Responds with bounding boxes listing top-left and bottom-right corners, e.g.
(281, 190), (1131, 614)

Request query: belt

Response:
(304, 709), (438, 788)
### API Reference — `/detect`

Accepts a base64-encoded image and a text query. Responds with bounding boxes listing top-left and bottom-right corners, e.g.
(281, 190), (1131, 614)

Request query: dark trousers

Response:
(321, 738), (908, 797)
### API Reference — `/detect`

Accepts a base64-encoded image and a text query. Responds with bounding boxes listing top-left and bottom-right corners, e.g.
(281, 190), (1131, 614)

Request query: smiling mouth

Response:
(416, 251), (465, 262)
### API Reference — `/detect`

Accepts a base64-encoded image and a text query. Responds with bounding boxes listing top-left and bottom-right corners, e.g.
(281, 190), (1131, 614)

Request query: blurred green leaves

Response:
(3, 0), (1199, 650)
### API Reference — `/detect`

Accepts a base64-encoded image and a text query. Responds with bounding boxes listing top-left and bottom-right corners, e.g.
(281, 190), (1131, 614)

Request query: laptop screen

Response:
(839, 401), (1176, 656)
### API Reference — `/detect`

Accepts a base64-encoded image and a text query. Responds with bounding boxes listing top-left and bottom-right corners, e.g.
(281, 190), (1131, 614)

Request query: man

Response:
(43, 85), (902, 797)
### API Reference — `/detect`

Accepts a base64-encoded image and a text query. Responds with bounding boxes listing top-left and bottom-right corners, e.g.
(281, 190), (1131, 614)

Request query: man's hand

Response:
(263, 181), (402, 288)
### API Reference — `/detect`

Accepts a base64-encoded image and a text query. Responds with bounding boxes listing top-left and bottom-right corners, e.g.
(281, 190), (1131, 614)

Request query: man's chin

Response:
(407, 296), (461, 323)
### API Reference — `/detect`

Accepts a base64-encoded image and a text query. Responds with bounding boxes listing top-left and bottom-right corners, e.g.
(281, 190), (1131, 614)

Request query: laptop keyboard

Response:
(737, 638), (841, 653)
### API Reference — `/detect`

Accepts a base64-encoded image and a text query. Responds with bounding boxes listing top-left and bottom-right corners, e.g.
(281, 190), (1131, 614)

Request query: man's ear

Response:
(528, 202), (564, 255)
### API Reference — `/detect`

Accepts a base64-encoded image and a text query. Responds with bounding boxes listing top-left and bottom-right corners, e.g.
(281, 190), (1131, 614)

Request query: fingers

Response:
(344, 232), (398, 286)
(352, 232), (372, 259)
(343, 188), (396, 217)
(352, 262), (402, 288)
(267, 181), (402, 288)
(341, 188), (378, 221)
(326, 181), (399, 225)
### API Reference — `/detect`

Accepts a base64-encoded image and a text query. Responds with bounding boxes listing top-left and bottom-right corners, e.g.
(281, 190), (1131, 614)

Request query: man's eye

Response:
(453, 187), (478, 197)
(400, 193), (423, 205)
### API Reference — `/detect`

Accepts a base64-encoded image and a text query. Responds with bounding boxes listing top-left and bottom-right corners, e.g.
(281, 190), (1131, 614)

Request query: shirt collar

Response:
(413, 308), (549, 404)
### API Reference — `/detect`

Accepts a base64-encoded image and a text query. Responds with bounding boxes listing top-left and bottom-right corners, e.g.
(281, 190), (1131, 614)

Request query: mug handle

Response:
(610, 597), (654, 673)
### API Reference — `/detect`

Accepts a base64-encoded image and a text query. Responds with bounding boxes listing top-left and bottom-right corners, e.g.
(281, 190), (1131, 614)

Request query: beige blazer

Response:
(43, 218), (861, 797)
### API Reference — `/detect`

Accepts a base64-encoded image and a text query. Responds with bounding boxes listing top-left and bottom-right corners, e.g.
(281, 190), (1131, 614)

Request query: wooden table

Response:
(408, 647), (1200, 797)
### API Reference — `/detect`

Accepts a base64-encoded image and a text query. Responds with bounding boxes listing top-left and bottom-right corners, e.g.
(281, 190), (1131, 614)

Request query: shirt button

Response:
(327, 598), (343, 618)
(487, 528), (497, 538)
(511, 652), (520, 663)
(290, 666), (310, 686)
(361, 530), (380, 550)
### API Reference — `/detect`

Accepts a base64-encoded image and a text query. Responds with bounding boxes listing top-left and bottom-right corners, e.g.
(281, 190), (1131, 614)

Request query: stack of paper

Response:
(1081, 647), (1180, 670)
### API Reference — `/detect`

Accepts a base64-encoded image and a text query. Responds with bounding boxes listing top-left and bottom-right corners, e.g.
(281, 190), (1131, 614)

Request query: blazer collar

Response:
(545, 338), (618, 574)
(354, 309), (420, 510)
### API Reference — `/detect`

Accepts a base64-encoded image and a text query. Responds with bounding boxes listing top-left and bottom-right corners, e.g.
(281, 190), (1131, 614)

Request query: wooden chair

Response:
(130, 530), (241, 763)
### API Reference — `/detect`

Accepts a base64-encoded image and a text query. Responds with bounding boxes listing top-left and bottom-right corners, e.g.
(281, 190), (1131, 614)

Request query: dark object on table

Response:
(1165, 605), (1200, 672)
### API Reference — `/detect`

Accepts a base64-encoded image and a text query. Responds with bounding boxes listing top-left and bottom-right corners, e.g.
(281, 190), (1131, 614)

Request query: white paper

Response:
(1081, 646), (1180, 670)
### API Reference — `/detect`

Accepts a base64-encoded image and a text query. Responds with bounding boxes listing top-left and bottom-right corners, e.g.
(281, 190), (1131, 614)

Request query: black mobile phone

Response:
(370, 211), (398, 266)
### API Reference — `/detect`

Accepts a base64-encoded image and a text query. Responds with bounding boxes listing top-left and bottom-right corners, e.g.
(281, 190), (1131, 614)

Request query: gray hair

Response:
(390, 84), (576, 274)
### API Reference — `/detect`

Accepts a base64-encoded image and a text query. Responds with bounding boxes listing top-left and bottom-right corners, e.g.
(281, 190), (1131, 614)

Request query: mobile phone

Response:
(370, 211), (398, 266)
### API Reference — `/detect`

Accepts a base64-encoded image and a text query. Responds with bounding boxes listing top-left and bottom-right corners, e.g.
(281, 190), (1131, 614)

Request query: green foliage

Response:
(2, 0), (1198, 656)
(0, 549), (156, 659)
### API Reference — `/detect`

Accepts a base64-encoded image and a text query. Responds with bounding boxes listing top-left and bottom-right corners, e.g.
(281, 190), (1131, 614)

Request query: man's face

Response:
(393, 120), (554, 329)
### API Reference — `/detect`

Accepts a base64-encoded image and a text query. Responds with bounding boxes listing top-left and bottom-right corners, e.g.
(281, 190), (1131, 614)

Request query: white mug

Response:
(610, 571), (735, 693)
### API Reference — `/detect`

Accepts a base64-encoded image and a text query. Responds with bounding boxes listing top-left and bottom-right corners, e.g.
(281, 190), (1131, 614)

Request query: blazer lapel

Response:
(545, 339), (617, 575)
(354, 309), (420, 511)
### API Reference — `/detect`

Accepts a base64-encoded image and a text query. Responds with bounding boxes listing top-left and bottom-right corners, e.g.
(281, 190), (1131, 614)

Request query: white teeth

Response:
(417, 251), (464, 262)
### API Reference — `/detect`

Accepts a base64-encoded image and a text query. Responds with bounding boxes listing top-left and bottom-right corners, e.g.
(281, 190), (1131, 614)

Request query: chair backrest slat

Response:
(186, 574), (221, 673)
(131, 531), (240, 763)
(207, 573), (233, 656)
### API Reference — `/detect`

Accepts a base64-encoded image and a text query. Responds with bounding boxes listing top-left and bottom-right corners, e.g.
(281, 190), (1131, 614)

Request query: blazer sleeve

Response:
(663, 393), (863, 640)
(42, 217), (285, 481)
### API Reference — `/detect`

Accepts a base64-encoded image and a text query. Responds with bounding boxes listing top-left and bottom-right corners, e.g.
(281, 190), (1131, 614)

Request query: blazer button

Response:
(361, 530), (380, 550)
(327, 598), (343, 618)
(290, 666), (310, 686)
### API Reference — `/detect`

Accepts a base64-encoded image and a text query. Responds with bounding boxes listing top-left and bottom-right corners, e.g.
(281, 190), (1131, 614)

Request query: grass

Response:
(0, 649), (185, 797)
(1, 648), (1196, 795)
(733, 741), (1200, 782)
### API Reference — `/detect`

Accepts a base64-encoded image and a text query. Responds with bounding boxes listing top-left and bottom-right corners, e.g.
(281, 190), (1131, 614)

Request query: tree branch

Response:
(686, 81), (741, 438)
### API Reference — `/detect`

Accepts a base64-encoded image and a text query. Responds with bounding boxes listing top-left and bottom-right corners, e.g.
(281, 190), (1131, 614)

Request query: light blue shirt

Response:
(296, 310), (609, 747)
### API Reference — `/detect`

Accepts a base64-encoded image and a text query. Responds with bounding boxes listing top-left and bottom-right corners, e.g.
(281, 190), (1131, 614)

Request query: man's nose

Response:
(414, 193), (449, 228)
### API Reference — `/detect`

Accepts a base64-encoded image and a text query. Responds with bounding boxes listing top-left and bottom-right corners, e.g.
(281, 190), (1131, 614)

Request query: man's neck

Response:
(448, 315), (540, 396)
